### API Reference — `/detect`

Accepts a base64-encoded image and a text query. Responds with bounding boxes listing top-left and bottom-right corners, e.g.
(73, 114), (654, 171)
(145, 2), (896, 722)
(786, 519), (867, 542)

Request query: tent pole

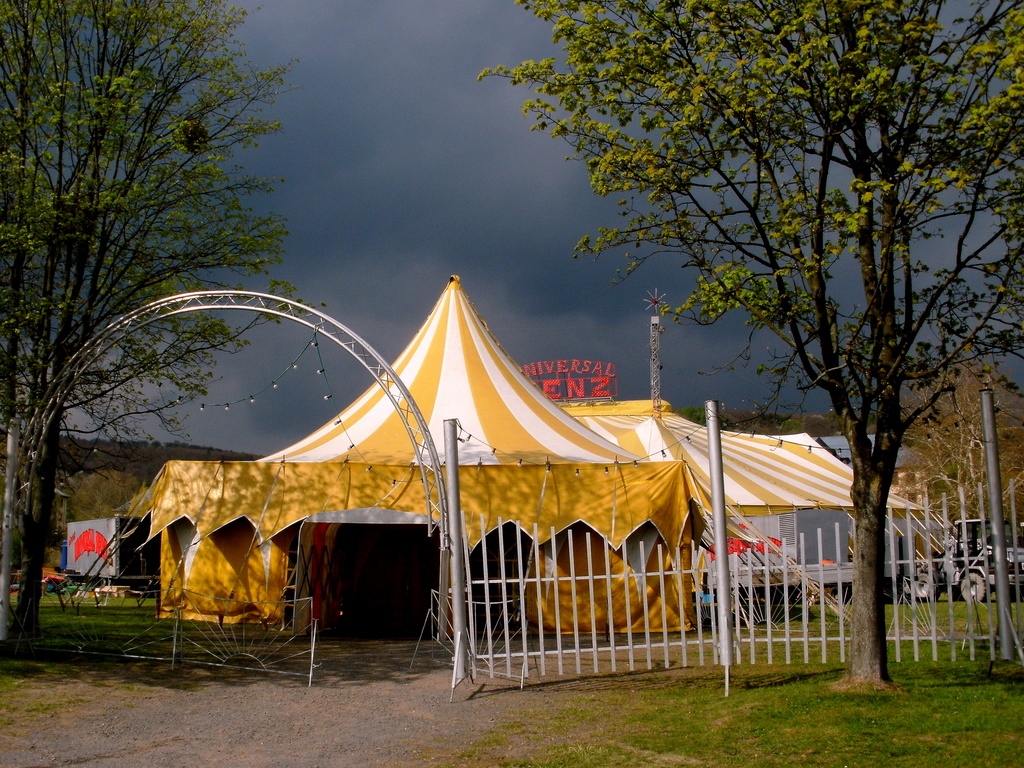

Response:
(980, 389), (1014, 661)
(0, 420), (19, 642)
(444, 419), (469, 685)
(705, 401), (733, 694)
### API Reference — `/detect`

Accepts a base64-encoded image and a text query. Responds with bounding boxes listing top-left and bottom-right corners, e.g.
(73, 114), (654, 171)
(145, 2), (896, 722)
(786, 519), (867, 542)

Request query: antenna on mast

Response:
(644, 289), (666, 418)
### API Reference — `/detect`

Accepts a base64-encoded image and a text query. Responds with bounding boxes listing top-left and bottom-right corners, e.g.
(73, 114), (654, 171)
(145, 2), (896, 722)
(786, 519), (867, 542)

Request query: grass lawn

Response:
(1, 643), (1021, 766)
(2, 596), (1022, 767)
(450, 661), (1024, 768)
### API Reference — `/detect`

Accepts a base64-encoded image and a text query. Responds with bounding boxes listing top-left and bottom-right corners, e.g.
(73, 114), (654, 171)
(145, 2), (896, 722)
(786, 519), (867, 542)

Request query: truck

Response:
(61, 516), (160, 590)
(942, 517), (1024, 602)
(719, 509), (1024, 604)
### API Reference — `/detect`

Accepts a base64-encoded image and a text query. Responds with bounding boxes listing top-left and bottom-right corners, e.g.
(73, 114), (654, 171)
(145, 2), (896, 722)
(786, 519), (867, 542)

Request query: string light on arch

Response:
(189, 330), (345, 413)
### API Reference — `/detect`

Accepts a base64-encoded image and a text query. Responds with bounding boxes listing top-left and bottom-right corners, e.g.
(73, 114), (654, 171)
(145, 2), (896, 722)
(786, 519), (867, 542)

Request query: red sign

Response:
(522, 359), (619, 401)
(70, 528), (110, 561)
(707, 537), (783, 560)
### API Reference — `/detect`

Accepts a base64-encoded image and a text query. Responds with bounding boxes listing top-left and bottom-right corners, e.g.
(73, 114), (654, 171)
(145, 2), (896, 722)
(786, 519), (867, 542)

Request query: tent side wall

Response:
(522, 520), (699, 634)
(139, 460), (698, 629)
(158, 518), (295, 624)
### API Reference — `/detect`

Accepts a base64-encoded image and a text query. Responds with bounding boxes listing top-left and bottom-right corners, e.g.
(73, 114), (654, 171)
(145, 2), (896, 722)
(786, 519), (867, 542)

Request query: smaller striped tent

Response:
(565, 401), (861, 515)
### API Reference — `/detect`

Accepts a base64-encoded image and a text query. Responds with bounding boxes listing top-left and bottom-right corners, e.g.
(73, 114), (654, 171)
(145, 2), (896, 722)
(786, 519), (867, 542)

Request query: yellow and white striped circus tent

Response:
(262, 275), (635, 466)
(564, 400), (862, 516)
(137, 277), (700, 633)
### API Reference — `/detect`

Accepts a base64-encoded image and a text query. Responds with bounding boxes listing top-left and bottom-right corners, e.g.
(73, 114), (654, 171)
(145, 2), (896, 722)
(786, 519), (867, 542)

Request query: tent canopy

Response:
(566, 402), (864, 514)
(142, 458), (695, 549)
(263, 276), (636, 466)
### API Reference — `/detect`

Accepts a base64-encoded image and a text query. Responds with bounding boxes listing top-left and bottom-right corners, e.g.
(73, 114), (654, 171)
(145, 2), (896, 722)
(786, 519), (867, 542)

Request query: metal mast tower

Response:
(645, 290), (666, 418)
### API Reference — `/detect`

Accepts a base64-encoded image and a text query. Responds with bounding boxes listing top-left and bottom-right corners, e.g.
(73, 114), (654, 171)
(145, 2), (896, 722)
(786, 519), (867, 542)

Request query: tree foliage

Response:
(0, 0), (288, 633)
(899, 365), (1024, 511)
(489, 0), (1024, 682)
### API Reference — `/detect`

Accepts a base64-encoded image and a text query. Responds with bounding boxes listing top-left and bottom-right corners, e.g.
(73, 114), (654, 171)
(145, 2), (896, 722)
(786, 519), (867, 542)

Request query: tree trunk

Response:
(843, 422), (901, 685)
(14, 416), (60, 637)
(846, 495), (891, 683)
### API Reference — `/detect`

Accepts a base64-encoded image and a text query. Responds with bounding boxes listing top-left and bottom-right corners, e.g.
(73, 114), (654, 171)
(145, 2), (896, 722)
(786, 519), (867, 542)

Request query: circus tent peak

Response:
(261, 276), (637, 466)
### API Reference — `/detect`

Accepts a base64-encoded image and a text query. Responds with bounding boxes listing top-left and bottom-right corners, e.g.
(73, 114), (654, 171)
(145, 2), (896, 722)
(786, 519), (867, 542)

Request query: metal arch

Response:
(40, 290), (447, 538)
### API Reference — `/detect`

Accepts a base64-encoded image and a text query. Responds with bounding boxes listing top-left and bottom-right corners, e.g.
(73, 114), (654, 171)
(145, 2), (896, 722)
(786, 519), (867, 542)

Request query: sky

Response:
(150, 1), (812, 456)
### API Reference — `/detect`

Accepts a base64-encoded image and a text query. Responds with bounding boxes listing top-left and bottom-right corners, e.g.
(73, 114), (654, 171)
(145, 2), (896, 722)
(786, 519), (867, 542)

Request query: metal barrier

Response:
(13, 589), (321, 685)
(466, 504), (1024, 682)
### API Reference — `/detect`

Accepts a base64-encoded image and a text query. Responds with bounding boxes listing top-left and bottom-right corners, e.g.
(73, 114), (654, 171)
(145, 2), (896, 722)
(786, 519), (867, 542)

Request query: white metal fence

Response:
(464, 499), (1024, 683)
(16, 589), (321, 684)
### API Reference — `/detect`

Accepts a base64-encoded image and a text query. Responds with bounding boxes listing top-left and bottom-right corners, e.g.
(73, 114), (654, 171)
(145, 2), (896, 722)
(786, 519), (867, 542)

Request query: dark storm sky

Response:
(156, 1), (809, 455)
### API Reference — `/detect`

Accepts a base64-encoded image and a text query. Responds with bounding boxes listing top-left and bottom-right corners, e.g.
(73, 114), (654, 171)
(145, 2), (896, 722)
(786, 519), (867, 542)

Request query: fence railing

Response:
(465, 504), (1024, 682)
(8, 501), (1022, 688)
(12, 589), (320, 684)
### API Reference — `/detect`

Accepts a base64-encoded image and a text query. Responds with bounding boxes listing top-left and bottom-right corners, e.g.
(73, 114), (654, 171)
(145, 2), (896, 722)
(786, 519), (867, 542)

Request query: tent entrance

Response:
(296, 509), (439, 638)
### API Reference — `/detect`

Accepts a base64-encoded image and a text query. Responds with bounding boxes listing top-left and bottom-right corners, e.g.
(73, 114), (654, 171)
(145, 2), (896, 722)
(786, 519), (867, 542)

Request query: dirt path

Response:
(0, 640), (570, 768)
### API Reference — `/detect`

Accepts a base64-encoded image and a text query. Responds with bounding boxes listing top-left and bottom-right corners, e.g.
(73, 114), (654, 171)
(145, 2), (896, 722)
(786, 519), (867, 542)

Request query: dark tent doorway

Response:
(295, 509), (440, 638)
(332, 523), (439, 636)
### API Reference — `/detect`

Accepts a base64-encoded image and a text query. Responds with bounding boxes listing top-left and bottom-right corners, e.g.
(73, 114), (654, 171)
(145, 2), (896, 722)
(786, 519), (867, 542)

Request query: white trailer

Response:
(63, 516), (158, 584)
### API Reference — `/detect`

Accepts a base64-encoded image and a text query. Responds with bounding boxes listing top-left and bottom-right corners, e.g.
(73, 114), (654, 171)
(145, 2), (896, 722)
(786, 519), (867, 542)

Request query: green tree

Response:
(675, 405), (707, 425)
(0, 0), (288, 635)
(489, 0), (1024, 684)
(65, 470), (144, 525)
(898, 365), (1024, 511)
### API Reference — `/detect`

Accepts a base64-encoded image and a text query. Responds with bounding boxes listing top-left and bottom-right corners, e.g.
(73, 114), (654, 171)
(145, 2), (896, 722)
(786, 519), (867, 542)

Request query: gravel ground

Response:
(0, 640), (566, 768)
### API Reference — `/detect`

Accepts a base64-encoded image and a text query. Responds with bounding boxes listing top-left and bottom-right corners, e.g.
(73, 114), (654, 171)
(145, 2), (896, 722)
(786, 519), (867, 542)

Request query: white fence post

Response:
(705, 400), (734, 694)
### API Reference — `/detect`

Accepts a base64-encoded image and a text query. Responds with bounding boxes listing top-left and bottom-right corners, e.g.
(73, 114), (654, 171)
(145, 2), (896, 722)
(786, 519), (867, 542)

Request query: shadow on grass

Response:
(4, 624), (1019, 700)
(464, 663), (846, 700)
(460, 657), (1024, 703)
(0, 635), (462, 692)
(888, 658), (1024, 689)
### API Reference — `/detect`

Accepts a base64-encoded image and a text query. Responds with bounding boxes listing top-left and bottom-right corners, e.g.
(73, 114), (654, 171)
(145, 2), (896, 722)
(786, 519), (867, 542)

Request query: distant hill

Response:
(63, 440), (261, 484)
(674, 406), (842, 438)
(60, 409), (844, 486)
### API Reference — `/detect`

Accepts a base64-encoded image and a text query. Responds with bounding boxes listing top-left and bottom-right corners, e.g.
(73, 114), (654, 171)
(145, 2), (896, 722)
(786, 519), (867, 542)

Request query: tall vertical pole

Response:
(645, 290), (666, 418)
(705, 400), (733, 693)
(1, 420), (19, 641)
(443, 419), (469, 685)
(650, 316), (664, 418)
(980, 389), (1014, 661)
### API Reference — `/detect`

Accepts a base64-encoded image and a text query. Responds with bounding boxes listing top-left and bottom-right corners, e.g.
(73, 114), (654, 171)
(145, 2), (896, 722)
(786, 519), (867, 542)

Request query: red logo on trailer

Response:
(707, 537), (783, 561)
(70, 528), (110, 561)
